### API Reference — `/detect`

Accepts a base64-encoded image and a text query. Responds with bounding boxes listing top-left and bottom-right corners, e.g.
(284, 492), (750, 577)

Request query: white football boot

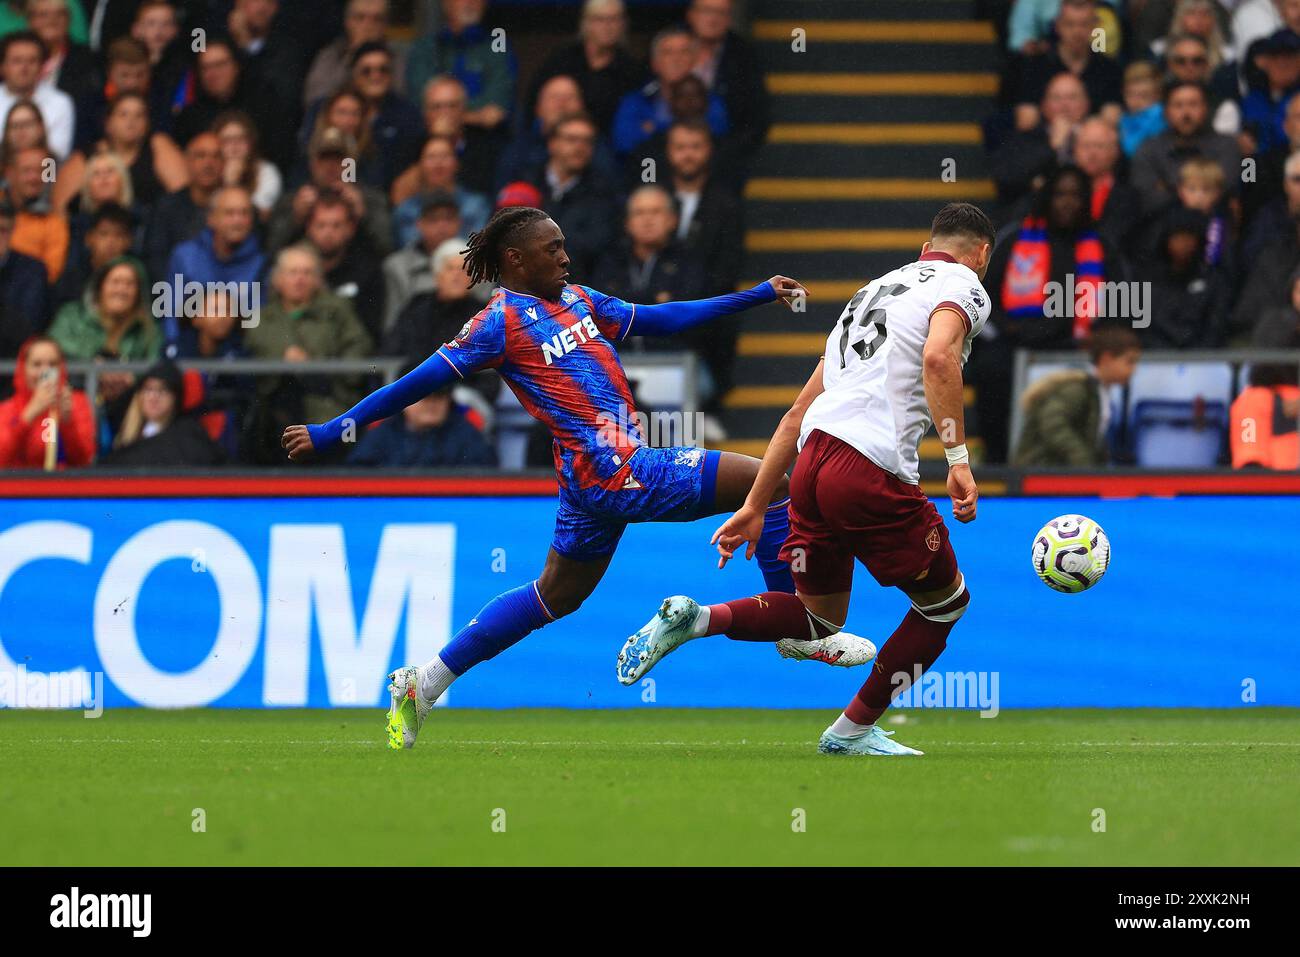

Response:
(818, 725), (924, 756)
(616, 595), (700, 685)
(385, 665), (431, 750)
(776, 633), (877, 667)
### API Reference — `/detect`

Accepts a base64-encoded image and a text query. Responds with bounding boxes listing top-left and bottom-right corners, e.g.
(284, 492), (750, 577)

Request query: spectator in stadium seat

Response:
(391, 135), (488, 243)
(348, 380), (496, 467)
(334, 41), (423, 191)
(1130, 80), (1240, 217)
(532, 111), (619, 281)
(381, 189), (461, 335)
(1233, 271), (1300, 469)
(666, 118), (742, 297)
(243, 243), (373, 432)
(973, 164), (1125, 462)
(48, 254), (159, 363)
(72, 37), (168, 153)
(226, 0), (306, 139)
(0, 202), (49, 354)
(0, 334), (94, 467)
(77, 91), (187, 210)
(165, 185), (264, 292)
(54, 198), (133, 309)
(1014, 0), (1123, 131)
(1013, 320), (1140, 467)
(496, 73), (619, 192)
(268, 126), (393, 258)
(408, 74), (503, 197)
(172, 37), (294, 172)
(143, 132), (221, 283)
(297, 86), (381, 188)
(99, 358), (227, 466)
(303, 191), (385, 341)
(64, 148), (138, 246)
(524, 0), (643, 137)
(0, 31), (73, 159)
(213, 111), (283, 220)
(405, 0), (516, 133)
(1070, 116), (1143, 252)
(1139, 207), (1231, 348)
(623, 74), (742, 193)
(593, 183), (705, 302)
(1235, 150), (1300, 336)
(1, 97), (50, 170)
(1240, 29), (1300, 157)
(1160, 32), (1240, 137)
(27, 0), (100, 105)
(305, 0), (405, 107)
(6, 145), (68, 282)
(1244, 90), (1300, 229)
(991, 71), (1090, 210)
(685, 0), (769, 177)
(382, 238), (485, 377)
(172, 285), (244, 360)
(1119, 60), (1166, 157)
(611, 25), (727, 158)
(127, 0), (190, 130)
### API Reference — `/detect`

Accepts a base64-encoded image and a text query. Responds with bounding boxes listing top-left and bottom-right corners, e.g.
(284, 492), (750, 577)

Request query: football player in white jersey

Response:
(616, 203), (996, 755)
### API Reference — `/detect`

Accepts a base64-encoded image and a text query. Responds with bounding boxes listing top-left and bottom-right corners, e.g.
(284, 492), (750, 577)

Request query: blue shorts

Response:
(551, 446), (723, 561)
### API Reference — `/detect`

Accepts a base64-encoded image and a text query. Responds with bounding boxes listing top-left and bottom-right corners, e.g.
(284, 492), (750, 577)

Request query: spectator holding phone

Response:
(0, 334), (94, 467)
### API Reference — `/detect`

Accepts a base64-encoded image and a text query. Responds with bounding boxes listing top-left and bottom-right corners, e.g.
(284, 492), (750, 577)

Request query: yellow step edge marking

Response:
(768, 73), (999, 95)
(725, 386), (803, 408)
(747, 229), (931, 252)
(738, 332), (828, 355)
(745, 178), (996, 201)
(753, 20), (998, 43)
(769, 122), (983, 145)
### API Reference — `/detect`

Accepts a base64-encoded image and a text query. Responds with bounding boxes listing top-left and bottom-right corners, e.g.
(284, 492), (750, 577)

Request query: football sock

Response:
(418, 655), (458, 703)
(755, 497), (795, 593)
(699, 592), (838, 642)
(829, 713), (872, 737)
(844, 583), (970, 725)
(437, 581), (555, 676)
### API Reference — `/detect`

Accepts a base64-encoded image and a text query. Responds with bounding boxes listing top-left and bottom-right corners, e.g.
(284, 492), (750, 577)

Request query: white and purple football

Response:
(1031, 514), (1111, 594)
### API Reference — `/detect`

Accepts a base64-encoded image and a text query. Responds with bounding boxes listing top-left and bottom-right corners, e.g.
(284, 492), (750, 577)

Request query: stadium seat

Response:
(1132, 398), (1228, 467)
(1122, 362), (1232, 466)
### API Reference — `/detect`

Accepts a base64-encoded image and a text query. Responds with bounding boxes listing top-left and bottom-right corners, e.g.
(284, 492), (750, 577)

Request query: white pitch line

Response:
(8, 738), (1300, 748)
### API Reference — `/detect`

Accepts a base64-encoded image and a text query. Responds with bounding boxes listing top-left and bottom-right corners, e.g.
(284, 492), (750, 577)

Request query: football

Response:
(1031, 514), (1111, 593)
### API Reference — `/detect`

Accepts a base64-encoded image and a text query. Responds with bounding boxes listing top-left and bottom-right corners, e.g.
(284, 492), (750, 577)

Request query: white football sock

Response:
(829, 712), (873, 738)
(418, 655), (457, 704)
(689, 605), (711, 638)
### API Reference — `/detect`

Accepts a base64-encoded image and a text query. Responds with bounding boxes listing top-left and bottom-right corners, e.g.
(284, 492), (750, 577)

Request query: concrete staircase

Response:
(724, 0), (1000, 467)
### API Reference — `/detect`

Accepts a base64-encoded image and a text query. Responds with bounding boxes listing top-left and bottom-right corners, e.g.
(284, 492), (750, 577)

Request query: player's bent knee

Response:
(911, 573), (970, 623)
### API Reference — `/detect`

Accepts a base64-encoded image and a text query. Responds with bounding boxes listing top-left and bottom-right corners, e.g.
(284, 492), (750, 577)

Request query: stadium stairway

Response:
(723, 0), (1001, 469)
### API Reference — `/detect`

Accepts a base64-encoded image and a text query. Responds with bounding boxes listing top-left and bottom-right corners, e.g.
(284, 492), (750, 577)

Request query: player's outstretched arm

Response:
(280, 351), (459, 461)
(924, 308), (978, 523)
(631, 276), (806, 337)
(712, 358), (825, 567)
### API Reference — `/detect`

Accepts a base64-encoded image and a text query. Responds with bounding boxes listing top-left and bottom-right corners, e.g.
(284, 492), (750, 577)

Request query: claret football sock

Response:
(700, 592), (837, 642)
(436, 581), (556, 677)
(755, 497), (795, 593)
(844, 607), (961, 726)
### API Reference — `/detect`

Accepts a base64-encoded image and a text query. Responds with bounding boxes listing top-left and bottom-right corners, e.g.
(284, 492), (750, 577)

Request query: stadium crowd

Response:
(0, 0), (762, 468)
(0, 0), (1295, 472)
(982, 0), (1299, 469)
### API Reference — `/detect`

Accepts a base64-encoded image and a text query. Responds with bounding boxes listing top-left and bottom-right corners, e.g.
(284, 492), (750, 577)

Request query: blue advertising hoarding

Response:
(0, 494), (1293, 710)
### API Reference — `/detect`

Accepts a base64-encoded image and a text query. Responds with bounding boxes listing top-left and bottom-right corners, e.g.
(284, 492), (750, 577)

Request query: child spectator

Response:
(0, 334), (94, 467)
(1119, 60), (1165, 157)
(1014, 321), (1141, 467)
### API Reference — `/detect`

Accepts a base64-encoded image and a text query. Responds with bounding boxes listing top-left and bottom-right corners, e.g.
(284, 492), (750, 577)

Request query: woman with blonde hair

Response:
(213, 109), (282, 218)
(63, 91), (188, 209)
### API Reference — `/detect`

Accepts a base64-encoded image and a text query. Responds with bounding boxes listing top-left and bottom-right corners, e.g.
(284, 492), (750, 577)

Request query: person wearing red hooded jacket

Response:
(0, 336), (95, 468)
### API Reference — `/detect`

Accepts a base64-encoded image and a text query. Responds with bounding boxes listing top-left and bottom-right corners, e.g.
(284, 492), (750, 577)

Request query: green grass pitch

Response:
(2, 708), (1297, 866)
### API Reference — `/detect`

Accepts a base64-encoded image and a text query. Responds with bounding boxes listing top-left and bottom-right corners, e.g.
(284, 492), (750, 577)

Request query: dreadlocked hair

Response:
(462, 206), (550, 285)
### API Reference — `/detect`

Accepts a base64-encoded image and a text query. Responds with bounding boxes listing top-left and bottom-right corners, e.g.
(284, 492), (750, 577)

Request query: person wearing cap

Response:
(390, 135), (489, 245)
(267, 125), (394, 258)
(99, 358), (226, 466)
(1241, 28), (1300, 156)
(494, 180), (542, 210)
(347, 374), (496, 468)
(381, 188), (462, 333)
